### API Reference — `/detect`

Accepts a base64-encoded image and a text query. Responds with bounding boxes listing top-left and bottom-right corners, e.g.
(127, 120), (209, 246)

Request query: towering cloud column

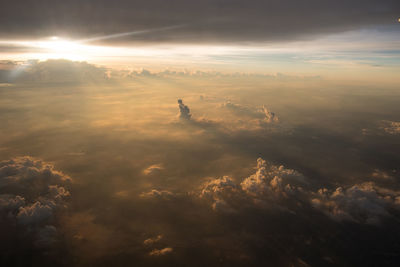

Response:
(178, 99), (191, 120)
(263, 106), (279, 123)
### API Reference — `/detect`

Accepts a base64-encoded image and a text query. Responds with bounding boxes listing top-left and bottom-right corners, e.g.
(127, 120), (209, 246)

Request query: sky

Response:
(0, 0), (399, 78)
(1, 1), (400, 267)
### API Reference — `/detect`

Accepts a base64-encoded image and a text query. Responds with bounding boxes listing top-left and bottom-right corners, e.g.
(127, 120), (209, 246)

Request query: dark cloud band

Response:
(0, 0), (399, 43)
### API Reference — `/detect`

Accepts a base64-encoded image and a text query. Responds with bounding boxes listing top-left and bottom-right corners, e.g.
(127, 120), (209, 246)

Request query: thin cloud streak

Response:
(79, 24), (187, 43)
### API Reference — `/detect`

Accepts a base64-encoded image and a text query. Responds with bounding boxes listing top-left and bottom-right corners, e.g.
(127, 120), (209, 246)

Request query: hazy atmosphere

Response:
(1, 1), (400, 266)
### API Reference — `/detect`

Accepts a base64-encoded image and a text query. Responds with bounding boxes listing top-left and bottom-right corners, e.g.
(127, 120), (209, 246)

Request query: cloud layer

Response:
(0, 1), (399, 43)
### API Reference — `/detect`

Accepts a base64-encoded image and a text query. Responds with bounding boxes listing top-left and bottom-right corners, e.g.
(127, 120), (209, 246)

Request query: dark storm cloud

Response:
(0, 0), (399, 43)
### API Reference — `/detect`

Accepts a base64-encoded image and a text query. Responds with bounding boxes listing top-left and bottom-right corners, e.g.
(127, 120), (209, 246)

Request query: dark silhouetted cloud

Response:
(178, 99), (192, 120)
(0, 156), (71, 247)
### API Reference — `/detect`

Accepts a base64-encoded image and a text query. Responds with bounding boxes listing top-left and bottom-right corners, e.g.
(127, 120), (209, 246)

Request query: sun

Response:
(33, 37), (88, 60)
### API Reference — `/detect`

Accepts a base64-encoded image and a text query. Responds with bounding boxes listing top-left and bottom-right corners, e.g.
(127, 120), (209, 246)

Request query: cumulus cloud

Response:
(0, 156), (71, 192)
(311, 182), (400, 224)
(198, 158), (400, 225)
(372, 169), (395, 180)
(0, 194), (25, 211)
(143, 164), (164, 175)
(0, 156), (71, 246)
(240, 158), (303, 199)
(121, 69), (321, 80)
(144, 235), (163, 246)
(48, 184), (71, 200)
(17, 201), (54, 225)
(178, 99), (192, 120)
(262, 106), (279, 123)
(2, 59), (108, 83)
(201, 176), (238, 199)
(199, 158), (305, 212)
(382, 121), (400, 135)
(200, 176), (239, 212)
(144, 234), (173, 257)
(149, 247), (173, 256)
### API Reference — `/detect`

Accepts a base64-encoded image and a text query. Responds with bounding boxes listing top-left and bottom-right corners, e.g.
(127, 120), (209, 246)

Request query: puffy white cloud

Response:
(200, 176), (238, 200)
(200, 176), (238, 212)
(143, 164), (164, 175)
(0, 156), (71, 197)
(199, 159), (304, 212)
(149, 247), (173, 256)
(178, 99), (192, 120)
(311, 182), (400, 224)
(240, 158), (303, 199)
(237, 159), (400, 224)
(198, 158), (400, 224)
(0, 156), (71, 246)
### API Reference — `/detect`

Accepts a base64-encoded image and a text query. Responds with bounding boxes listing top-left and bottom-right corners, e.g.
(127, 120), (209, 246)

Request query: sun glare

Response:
(0, 37), (118, 61)
(33, 38), (90, 60)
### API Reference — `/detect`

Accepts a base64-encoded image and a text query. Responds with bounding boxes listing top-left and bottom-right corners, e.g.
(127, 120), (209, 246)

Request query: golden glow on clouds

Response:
(0, 30), (398, 66)
(0, 28), (399, 78)
(0, 37), (246, 61)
